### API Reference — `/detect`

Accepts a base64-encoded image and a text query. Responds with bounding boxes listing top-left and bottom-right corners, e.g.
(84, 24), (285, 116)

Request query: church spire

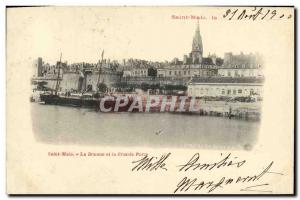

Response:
(196, 20), (200, 33)
(192, 21), (203, 55)
(191, 21), (203, 63)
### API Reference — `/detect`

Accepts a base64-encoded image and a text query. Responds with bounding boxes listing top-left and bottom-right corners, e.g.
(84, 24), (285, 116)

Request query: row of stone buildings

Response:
(122, 23), (264, 79)
(120, 22), (264, 98)
(33, 57), (122, 92)
(33, 22), (264, 98)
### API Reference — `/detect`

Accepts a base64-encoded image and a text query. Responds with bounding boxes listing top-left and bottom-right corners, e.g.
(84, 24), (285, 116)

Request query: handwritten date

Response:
(223, 7), (292, 21)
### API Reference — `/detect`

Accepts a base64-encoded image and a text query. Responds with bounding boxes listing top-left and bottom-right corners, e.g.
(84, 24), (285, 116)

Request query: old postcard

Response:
(6, 6), (294, 194)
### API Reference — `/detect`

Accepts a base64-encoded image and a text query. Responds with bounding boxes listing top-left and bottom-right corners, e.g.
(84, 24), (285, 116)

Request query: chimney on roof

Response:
(174, 58), (178, 65)
(183, 55), (188, 64)
(211, 53), (217, 65)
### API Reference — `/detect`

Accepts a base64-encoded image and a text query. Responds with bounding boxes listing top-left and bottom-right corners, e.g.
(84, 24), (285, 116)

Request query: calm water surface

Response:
(31, 103), (259, 149)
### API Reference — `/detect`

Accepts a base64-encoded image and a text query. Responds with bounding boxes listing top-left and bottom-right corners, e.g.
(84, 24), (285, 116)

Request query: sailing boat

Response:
(40, 53), (85, 107)
(39, 51), (133, 111)
(40, 53), (65, 104)
(39, 52), (105, 108)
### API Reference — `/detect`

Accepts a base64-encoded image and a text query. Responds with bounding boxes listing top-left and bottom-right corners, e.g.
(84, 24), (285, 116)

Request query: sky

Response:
(7, 6), (292, 65)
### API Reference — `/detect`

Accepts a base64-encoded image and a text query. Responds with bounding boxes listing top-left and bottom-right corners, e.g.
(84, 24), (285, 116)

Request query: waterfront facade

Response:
(217, 52), (264, 78)
(121, 58), (160, 77)
(187, 77), (264, 98)
(156, 59), (220, 78)
(218, 67), (263, 78)
(32, 60), (122, 92)
(123, 66), (148, 77)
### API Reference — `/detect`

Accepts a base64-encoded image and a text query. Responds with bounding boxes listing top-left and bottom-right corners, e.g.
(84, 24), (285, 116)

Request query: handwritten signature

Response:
(177, 153), (246, 171)
(132, 153), (170, 171)
(174, 161), (282, 193)
(131, 152), (284, 194)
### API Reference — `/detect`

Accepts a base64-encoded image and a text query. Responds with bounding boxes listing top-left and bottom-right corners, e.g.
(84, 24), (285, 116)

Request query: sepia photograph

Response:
(6, 6), (294, 195)
(29, 8), (264, 150)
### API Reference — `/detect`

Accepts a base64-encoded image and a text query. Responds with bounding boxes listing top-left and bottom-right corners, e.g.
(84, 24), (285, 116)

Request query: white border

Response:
(1, 1), (298, 199)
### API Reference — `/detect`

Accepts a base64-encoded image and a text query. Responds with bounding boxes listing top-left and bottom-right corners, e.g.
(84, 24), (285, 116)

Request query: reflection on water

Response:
(31, 103), (259, 150)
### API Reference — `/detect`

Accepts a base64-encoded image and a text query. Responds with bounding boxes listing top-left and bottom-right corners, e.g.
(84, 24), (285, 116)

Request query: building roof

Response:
(170, 57), (224, 66)
(218, 65), (262, 69)
(201, 57), (213, 65)
(216, 58), (224, 66)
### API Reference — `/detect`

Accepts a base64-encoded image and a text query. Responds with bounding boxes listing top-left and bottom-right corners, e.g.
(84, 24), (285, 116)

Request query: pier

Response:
(173, 100), (261, 121)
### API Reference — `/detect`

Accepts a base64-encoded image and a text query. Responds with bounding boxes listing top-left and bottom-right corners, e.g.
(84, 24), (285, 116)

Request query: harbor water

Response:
(31, 103), (260, 150)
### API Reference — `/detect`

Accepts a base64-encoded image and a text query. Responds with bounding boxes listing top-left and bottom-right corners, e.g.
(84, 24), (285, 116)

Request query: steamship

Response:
(39, 53), (196, 112)
(40, 52), (106, 109)
(39, 52), (138, 111)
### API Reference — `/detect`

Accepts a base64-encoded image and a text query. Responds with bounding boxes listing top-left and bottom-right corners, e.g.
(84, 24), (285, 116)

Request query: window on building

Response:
(222, 89), (225, 95)
(238, 89), (242, 94)
(184, 71), (186, 75)
(227, 90), (231, 95)
(233, 90), (236, 95)
(175, 71), (177, 75)
(169, 71), (172, 75)
(179, 71), (181, 75)
(228, 71), (231, 77)
(234, 71), (238, 77)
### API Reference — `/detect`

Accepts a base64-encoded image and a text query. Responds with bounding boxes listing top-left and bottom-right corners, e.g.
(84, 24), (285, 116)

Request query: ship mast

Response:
(96, 50), (104, 92)
(55, 53), (62, 95)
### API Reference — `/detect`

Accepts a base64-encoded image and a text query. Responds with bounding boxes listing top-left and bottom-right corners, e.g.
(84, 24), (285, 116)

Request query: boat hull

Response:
(40, 94), (99, 108)
(39, 94), (196, 113)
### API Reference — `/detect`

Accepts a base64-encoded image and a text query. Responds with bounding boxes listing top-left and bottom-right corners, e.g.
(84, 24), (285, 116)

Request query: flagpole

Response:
(97, 50), (104, 91)
(55, 53), (62, 95)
